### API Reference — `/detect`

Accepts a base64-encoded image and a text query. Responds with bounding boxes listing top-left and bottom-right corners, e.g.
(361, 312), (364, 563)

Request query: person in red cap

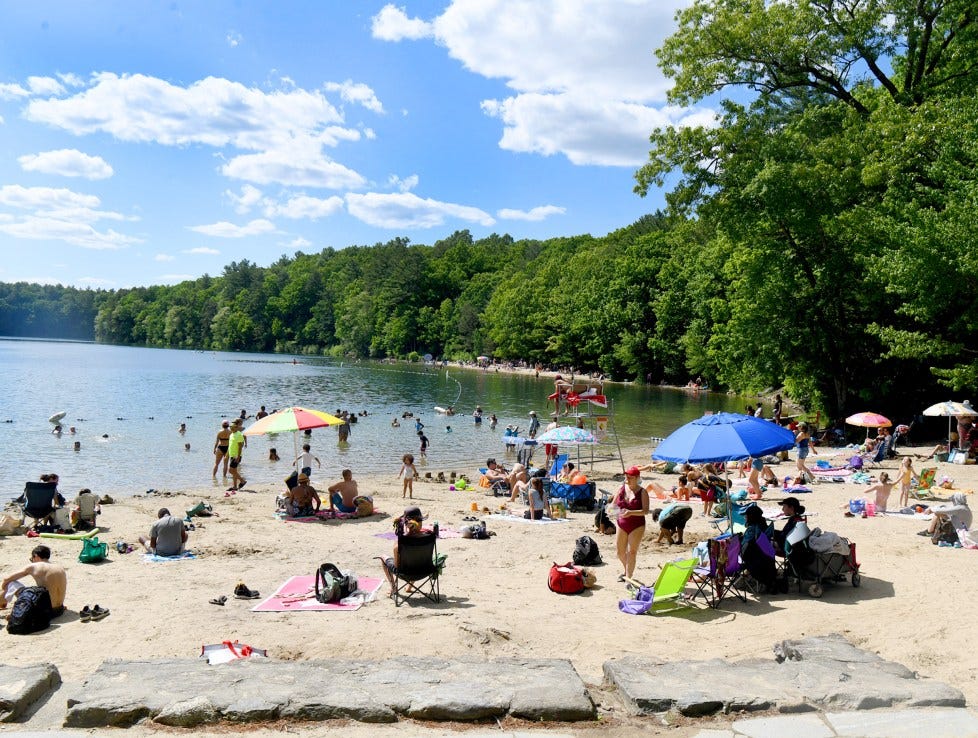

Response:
(614, 466), (649, 581)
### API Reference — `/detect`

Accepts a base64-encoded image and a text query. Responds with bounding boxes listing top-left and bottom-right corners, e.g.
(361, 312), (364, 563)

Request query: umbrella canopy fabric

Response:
(243, 406), (344, 436)
(534, 426), (598, 445)
(845, 412), (892, 428)
(652, 413), (796, 464)
(922, 401), (975, 417)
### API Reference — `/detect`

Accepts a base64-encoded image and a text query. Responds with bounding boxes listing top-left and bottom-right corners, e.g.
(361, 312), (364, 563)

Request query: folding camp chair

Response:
(690, 534), (747, 608)
(625, 557), (697, 614)
(22, 481), (58, 529)
(477, 468), (510, 496)
(709, 500), (752, 535)
(548, 453), (569, 479)
(381, 524), (446, 607)
(863, 437), (889, 468)
(912, 467), (937, 499)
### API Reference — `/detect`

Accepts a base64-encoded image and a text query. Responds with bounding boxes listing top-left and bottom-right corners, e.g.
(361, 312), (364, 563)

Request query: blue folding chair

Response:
(548, 454), (569, 478)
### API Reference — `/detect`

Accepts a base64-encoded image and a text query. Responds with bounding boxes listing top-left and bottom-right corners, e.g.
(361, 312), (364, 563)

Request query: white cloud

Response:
(0, 184), (140, 249)
(24, 73), (370, 189)
(324, 80), (384, 114)
(18, 149), (114, 179)
(183, 247), (220, 255)
(187, 219), (276, 238)
(371, 4), (433, 41)
(57, 73), (85, 88)
(0, 82), (30, 100)
(286, 237), (312, 248)
(226, 31), (242, 47)
(388, 174), (419, 192)
(345, 192), (494, 229)
(27, 76), (66, 96)
(78, 276), (115, 287)
(375, 0), (712, 167)
(154, 253), (174, 262)
(264, 194), (344, 220)
(225, 184), (264, 214)
(498, 204), (566, 221)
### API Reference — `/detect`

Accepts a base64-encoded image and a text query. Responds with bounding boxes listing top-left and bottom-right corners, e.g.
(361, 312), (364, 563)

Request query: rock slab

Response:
(604, 634), (964, 717)
(0, 663), (61, 722)
(64, 657), (595, 727)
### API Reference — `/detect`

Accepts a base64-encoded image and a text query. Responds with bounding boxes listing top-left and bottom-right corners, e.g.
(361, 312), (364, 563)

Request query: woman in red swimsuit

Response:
(615, 466), (650, 581)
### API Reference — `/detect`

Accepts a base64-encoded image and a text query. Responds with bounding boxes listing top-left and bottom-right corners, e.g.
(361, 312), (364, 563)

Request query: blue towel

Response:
(142, 551), (196, 562)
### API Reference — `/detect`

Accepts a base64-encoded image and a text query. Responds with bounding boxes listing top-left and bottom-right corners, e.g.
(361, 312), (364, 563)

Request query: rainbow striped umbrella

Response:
(243, 406), (344, 461)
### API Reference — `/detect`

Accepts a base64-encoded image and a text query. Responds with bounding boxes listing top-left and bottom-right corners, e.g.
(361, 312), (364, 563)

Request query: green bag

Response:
(78, 536), (108, 563)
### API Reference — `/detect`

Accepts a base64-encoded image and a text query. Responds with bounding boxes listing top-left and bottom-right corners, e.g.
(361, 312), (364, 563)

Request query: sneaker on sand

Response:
(90, 605), (110, 621)
(234, 582), (260, 599)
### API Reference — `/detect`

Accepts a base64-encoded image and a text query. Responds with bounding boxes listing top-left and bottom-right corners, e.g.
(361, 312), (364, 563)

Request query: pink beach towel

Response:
(251, 574), (383, 612)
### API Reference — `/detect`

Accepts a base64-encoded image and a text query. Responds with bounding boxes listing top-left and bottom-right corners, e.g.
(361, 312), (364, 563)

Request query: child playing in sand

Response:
(897, 457), (918, 508)
(859, 471), (896, 513)
(398, 454), (418, 499)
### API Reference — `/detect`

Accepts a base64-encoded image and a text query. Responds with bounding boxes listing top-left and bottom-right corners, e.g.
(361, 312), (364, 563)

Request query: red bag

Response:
(548, 562), (585, 595)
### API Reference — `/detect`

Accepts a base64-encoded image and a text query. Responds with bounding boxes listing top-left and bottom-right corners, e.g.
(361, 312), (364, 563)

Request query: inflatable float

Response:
(48, 410), (67, 424)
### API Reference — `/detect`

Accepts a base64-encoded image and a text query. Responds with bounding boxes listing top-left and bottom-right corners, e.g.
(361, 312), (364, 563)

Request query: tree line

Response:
(1, 1), (974, 420)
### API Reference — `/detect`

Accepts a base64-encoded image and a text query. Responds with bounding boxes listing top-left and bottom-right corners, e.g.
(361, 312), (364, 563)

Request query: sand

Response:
(2, 442), (976, 712)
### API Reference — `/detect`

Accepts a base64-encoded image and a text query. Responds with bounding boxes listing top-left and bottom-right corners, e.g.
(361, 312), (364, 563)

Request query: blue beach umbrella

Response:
(653, 412), (796, 464)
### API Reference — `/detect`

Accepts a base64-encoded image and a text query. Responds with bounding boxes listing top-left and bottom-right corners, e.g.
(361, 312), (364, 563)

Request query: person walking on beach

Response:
(294, 443), (321, 478)
(794, 422), (816, 483)
(212, 421), (231, 479)
(227, 419), (247, 490)
(615, 466), (649, 581)
(398, 454), (418, 499)
(417, 430), (429, 459)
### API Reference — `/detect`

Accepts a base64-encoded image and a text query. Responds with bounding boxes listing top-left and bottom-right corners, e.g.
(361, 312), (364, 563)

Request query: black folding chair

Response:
(380, 524), (446, 607)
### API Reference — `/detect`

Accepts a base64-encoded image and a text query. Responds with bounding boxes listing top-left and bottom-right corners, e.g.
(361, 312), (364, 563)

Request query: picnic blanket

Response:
(142, 551), (196, 563)
(251, 574), (383, 612)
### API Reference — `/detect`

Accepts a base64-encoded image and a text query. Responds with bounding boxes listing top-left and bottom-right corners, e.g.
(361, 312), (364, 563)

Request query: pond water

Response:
(0, 339), (747, 499)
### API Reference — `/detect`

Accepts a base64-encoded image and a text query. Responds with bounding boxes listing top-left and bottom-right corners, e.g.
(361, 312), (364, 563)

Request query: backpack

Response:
(6, 586), (54, 634)
(548, 562), (585, 595)
(314, 563), (358, 604)
(78, 536), (108, 563)
(594, 503), (615, 534)
(572, 535), (602, 566)
(932, 519), (958, 545)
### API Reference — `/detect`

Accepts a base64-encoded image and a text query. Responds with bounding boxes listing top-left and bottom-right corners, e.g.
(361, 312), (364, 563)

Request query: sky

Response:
(0, 0), (713, 289)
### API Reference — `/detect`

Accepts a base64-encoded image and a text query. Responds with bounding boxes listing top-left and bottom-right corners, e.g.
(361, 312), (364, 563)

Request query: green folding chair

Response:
(912, 467), (937, 500)
(626, 557), (697, 614)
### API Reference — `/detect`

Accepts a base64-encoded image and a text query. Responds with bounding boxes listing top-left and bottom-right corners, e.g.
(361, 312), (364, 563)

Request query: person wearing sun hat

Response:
(614, 466), (650, 581)
(285, 473), (320, 517)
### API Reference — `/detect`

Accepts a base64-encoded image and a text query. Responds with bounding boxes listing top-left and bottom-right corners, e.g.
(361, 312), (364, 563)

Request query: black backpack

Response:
(572, 535), (602, 566)
(314, 563), (358, 604)
(6, 586), (54, 635)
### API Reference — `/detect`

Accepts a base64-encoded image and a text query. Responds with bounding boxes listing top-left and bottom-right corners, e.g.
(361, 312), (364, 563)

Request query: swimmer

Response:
(178, 423), (186, 434)
(446, 425), (452, 433)
(391, 417), (400, 428)
(69, 426), (76, 435)
(269, 448), (281, 461)
(73, 441), (81, 452)
(184, 443), (191, 451)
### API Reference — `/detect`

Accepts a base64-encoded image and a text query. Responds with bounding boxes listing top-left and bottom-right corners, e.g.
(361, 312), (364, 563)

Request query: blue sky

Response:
(0, 1), (711, 289)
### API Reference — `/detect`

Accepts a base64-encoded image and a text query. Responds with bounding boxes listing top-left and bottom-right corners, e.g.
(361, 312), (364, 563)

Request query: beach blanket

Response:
(278, 509), (385, 523)
(142, 551), (196, 563)
(373, 527), (463, 540)
(812, 467), (853, 479)
(251, 574), (383, 612)
(491, 513), (569, 525)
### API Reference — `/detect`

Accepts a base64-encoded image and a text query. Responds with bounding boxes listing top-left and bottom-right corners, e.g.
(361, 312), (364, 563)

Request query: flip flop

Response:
(209, 595), (227, 606)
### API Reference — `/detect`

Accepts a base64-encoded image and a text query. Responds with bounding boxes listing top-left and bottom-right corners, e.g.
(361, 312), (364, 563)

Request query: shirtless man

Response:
(285, 474), (321, 517)
(1, 545), (67, 616)
(212, 421), (231, 478)
(327, 469), (362, 513)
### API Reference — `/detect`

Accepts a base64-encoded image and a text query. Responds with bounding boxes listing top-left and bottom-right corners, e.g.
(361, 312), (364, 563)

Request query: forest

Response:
(0, 0), (974, 419)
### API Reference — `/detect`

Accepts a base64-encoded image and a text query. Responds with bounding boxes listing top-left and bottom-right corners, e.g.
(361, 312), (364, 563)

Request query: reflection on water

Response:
(0, 339), (745, 499)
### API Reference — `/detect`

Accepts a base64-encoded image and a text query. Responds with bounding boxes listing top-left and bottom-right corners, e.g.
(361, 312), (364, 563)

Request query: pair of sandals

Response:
(79, 605), (110, 622)
(461, 515), (481, 522)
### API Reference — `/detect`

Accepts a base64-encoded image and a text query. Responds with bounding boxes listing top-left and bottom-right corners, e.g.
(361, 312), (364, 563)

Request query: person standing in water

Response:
(212, 421), (231, 479)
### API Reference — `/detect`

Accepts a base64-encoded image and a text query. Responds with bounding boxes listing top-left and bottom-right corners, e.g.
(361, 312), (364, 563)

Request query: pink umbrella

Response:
(845, 412), (892, 428)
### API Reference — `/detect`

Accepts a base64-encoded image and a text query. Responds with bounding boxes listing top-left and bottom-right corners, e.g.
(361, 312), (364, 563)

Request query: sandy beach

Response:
(2, 441), (976, 722)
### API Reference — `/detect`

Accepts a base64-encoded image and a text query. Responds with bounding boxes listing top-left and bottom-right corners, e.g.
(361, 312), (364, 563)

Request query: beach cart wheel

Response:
(808, 582), (823, 598)
(851, 572), (861, 587)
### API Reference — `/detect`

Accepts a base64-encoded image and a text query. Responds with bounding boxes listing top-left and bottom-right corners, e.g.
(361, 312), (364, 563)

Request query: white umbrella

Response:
(922, 401), (976, 449)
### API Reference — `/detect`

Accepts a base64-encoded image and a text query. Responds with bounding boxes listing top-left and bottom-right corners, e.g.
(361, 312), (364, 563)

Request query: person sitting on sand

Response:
(651, 502), (693, 544)
(71, 488), (100, 530)
(285, 473), (321, 517)
(327, 469), (359, 513)
(918, 493), (972, 541)
(138, 508), (187, 557)
(525, 477), (552, 520)
(0, 545), (67, 617)
(855, 471), (896, 513)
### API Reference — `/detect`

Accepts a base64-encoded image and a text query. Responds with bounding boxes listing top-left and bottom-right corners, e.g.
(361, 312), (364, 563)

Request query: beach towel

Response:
(373, 527), (463, 540)
(251, 574), (382, 612)
(492, 513), (569, 525)
(278, 509), (385, 523)
(142, 551), (196, 563)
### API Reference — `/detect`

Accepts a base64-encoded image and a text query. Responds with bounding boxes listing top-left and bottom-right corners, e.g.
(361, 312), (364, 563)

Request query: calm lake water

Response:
(0, 339), (747, 500)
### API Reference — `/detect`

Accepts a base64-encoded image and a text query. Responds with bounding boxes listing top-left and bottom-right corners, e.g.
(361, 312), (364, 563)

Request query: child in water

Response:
(269, 448), (280, 462)
(399, 453), (418, 499)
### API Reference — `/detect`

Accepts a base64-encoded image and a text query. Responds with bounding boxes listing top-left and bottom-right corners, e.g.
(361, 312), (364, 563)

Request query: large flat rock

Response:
(0, 663), (61, 722)
(64, 657), (595, 727)
(604, 634), (965, 717)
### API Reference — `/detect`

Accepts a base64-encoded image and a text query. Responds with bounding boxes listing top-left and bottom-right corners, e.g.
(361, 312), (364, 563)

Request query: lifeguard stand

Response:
(549, 379), (623, 471)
